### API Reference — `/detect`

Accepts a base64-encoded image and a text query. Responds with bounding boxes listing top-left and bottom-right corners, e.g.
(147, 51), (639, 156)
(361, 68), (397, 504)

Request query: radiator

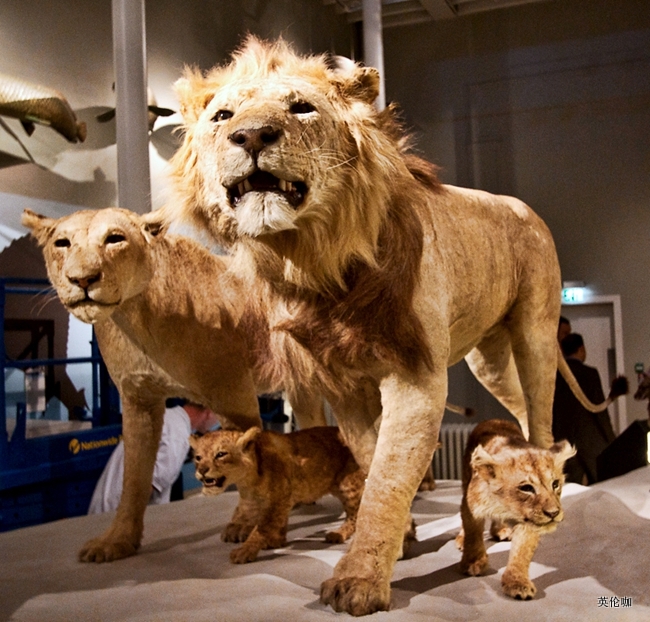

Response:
(433, 423), (476, 480)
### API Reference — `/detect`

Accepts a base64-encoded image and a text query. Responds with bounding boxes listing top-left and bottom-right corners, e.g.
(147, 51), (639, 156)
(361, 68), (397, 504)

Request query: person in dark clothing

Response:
(552, 333), (616, 484)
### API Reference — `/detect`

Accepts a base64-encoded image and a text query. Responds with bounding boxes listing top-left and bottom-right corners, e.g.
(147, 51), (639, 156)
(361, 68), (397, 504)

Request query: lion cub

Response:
(190, 426), (365, 564)
(456, 419), (575, 600)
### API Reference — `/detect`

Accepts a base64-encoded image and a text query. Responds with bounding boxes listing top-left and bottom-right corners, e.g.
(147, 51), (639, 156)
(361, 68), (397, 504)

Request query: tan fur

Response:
(456, 420), (575, 600)
(190, 426), (364, 563)
(165, 37), (586, 615)
(22, 207), (298, 563)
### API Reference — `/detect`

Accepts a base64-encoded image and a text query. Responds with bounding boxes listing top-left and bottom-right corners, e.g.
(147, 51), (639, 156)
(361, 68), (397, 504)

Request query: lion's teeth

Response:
(278, 179), (287, 192)
(244, 178), (253, 192)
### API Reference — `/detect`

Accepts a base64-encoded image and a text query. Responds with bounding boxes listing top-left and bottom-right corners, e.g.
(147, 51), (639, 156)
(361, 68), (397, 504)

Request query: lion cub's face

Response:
(468, 438), (575, 532)
(190, 428), (261, 496)
(22, 208), (162, 324)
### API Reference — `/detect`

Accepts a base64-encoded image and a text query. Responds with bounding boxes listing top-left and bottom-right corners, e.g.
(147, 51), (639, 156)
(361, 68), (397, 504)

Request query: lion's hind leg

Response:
(465, 326), (529, 439)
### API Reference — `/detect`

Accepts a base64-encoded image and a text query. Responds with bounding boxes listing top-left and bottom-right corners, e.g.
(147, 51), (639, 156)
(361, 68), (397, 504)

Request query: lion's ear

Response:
(22, 209), (55, 246)
(332, 57), (380, 105)
(174, 68), (215, 123)
(470, 445), (498, 479)
(550, 439), (577, 468)
(141, 210), (169, 241)
(236, 426), (262, 454)
(189, 433), (201, 451)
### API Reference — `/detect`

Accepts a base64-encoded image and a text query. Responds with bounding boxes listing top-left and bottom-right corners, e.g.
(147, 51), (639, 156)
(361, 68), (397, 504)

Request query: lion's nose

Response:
(544, 508), (560, 520)
(198, 464), (209, 476)
(228, 125), (281, 154)
(69, 273), (100, 289)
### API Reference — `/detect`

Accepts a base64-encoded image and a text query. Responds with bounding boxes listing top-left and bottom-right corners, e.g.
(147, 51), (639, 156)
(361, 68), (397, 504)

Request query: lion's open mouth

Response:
(227, 170), (307, 209)
(203, 476), (227, 489)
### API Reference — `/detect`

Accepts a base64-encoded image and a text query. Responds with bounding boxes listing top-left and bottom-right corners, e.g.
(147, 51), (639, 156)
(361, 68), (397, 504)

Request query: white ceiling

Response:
(324, 0), (553, 28)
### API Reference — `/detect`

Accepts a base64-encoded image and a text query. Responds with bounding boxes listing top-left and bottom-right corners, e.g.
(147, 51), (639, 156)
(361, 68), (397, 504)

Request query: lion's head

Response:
(170, 36), (437, 292)
(22, 208), (166, 324)
(190, 427), (261, 496)
(467, 438), (576, 532)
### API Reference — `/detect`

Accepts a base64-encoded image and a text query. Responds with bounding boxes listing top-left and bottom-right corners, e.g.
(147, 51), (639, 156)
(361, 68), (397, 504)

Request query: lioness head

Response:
(190, 427), (261, 496)
(468, 438), (576, 532)
(170, 36), (415, 290)
(22, 208), (166, 324)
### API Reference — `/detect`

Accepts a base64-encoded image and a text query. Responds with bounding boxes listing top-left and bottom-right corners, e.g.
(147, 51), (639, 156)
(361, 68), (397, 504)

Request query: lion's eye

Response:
(54, 238), (70, 248)
(194, 454), (201, 461)
(552, 479), (560, 490)
(215, 451), (227, 459)
(105, 233), (126, 245)
(212, 110), (233, 123)
(518, 484), (536, 494)
(290, 101), (316, 115)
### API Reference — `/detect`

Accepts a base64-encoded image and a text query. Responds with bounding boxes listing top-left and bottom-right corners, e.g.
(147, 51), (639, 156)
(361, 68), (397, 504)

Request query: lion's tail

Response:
(557, 350), (629, 413)
(444, 401), (475, 417)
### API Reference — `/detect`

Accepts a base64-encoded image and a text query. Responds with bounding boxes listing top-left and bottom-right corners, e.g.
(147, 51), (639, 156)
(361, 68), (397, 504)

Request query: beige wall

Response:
(384, 0), (650, 426)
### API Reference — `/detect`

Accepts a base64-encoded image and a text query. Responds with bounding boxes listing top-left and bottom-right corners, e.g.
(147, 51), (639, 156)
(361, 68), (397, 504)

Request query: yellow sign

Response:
(68, 435), (121, 455)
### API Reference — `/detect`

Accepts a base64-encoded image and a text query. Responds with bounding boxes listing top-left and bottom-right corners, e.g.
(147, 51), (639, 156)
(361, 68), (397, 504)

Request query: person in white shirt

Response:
(88, 401), (219, 514)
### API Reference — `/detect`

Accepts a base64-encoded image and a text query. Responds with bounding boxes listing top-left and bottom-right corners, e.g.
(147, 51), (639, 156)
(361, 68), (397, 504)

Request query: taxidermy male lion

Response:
(167, 37), (614, 616)
(21, 207), (267, 563)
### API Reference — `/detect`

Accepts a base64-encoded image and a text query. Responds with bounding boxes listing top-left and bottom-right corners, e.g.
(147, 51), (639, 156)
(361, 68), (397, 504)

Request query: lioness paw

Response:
(320, 577), (390, 616)
(78, 537), (138, 563)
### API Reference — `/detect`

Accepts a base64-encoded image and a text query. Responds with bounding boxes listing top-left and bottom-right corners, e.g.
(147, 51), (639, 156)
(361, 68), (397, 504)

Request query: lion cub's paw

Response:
(324, 531), (345, 544)
(230, 544), (260, 564)
(454, 529), (465, 551)
(222, 522), (253, 543)
(460, 553), (489, 577)
(78, 537), (138, 563)
(490, 521), (514, 542)
(502, 573), (537, 600)
(320, 576), (390, 616)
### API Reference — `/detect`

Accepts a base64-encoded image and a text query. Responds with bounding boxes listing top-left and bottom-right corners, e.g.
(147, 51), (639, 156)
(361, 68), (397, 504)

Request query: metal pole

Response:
(362, 0), (386, 111)
(111, 0), (151, 213)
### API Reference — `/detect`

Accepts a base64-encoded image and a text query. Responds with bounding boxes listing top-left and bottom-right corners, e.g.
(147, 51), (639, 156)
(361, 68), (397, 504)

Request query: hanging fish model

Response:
(0, 73), (86, 143)
(96, 85), (175, 133)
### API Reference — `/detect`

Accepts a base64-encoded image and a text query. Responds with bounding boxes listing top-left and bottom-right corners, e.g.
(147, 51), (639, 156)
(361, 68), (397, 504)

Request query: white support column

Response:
(111, 0), (151, 213)
(362, 0), (386, 111)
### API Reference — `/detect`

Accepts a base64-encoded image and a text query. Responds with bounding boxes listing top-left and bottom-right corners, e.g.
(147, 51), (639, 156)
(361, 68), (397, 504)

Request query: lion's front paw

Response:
(320, 577), (390, 616)
(460, 553), (489, 576)
(78, 536), (138, 563)
(455, 530), (465, 551)
(229, 544), (260, 564)
(222, 522), (253, 543)
(502, 573), (536, 600)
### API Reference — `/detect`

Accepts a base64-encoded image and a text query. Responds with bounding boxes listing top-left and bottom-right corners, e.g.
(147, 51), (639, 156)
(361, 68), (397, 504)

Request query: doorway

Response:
(561, 295), (626, 434)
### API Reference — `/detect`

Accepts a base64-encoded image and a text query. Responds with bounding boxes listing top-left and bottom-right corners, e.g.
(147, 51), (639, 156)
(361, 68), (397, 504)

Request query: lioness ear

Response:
(550, 440), (577, 468)
(470, 445), (498, 479)
(22, 209), (55, 245)
(236, 426), (261, 454)
(174, 68), (215, 123)
(141, 210), (169, 241)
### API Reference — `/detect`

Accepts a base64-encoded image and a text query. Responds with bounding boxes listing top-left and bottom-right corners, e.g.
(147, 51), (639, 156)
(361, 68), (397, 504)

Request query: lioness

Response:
(190, 426), (364, 563)
(456, 419), (575, 600)
(21, 207), (325, 563)
(166, 37), (612, 615)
